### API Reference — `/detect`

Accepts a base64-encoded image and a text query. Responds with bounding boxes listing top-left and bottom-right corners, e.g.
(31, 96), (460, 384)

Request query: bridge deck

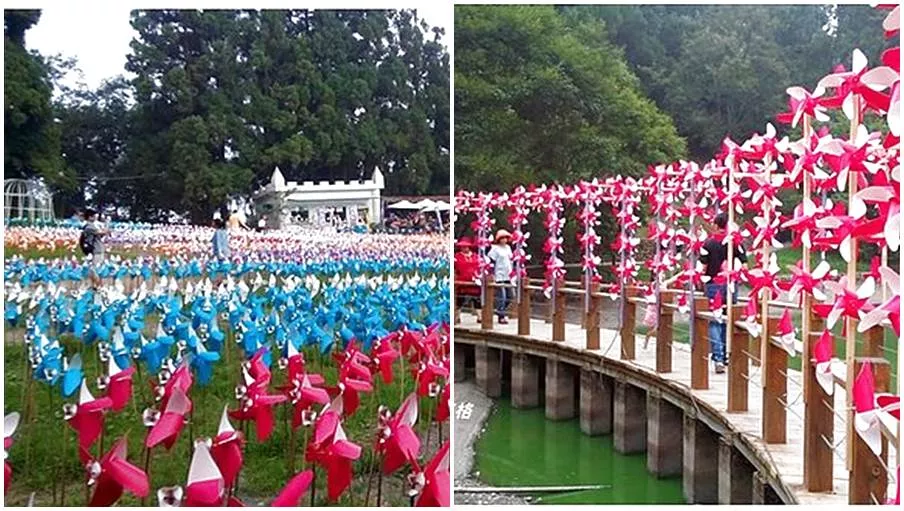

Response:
(456, 314), (898, 505)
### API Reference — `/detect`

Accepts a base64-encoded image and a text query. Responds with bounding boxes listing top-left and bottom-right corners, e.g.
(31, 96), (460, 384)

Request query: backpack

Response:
(79, 228), (95, 255)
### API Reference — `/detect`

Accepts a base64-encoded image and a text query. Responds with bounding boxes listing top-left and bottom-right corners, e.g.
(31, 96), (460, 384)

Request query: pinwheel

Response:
(305, 405), (363, 502)
(851, 169), (900, 251)
(64, 380), (113, 460)
(815, 276), (875, 330)
(271, 469), (314, 507)
(287, 373), (330, 430)
(780, 259), (832, 303)
(81, 437), (150, 506)
(371, 335), (400, 385)
(812, 329), (845, 396)
(852, 362), (883, 456)
(411, 440), (450, 507)
(185, 440), (226, 506)
(857, 265), (900, 335)
(377, 392), (421, 475)
(210, 406), (245, 491)
(738, 296), (762, 338)
(100, 356), (135, 412)
(145, 386), (191, 450)
(770, 309), (800, 356)
(776, 86), (830, 128)
(61, 353), (84, 398)
(818, 49), (896, 119)
(4, 412), (20, 495)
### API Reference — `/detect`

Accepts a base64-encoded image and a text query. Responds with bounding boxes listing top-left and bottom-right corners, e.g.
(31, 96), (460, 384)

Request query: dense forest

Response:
(455, 4), (894, 190)
(5, 9), (450, 222)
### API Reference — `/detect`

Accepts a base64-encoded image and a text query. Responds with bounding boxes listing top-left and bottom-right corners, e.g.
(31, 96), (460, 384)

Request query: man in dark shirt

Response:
(699, 212), (746, 373)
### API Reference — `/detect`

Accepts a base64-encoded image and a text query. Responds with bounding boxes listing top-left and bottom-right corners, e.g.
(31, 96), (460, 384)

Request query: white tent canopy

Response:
(422, 199), (450, 212)
(387, 200), (422, 210)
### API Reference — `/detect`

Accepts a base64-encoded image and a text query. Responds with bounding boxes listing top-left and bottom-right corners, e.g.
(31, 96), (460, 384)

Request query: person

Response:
(454, 237), (481, 316)
(211, 218), (230, 259)
(487, 229), (514, 324)
(699, 212), (747, 374)
(80, 208), (109, 289)
(227, 209), (248, 230)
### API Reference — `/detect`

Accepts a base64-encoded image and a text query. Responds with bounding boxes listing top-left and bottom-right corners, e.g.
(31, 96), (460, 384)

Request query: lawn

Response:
(4, 327), (447, 507)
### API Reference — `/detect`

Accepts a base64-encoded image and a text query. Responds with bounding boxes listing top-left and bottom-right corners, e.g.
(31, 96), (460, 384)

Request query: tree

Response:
(454, 5), (686, 191)
(4, 10), (70, 190)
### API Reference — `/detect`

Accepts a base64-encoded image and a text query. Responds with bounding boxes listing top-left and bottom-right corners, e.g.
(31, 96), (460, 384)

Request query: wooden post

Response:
(656, 292), (673, 373)
(691, 296), (709, 390)
(800, 113), (814, 400)
(453, 284), (461, 325)
(861, 326), (884, 358)
(726, 305), (748, 412)
(552, 280), (565, 342)
(586, 282), (601, 350)
(803, 313), (834, 491)
(518, 278), (531, 336)
(762, 316), (786, 444)
(849, 357), (890, 504)
(749, 327), (761, 368)
(481, 275), (494, 330)
(620, 293), (636, 360)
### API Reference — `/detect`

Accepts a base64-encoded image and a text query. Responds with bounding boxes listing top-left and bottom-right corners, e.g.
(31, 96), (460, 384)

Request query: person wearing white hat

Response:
(488, 229), (514, 324)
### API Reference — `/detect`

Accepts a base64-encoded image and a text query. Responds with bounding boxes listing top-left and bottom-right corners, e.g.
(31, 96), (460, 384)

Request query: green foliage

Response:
(4, 10), (70, 190)
(454, 5), (686, 192)
(569, 5), (896, 160)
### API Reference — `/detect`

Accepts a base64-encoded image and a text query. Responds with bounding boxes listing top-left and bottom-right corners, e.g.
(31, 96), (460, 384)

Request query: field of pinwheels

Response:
(3, 224), (451, 507)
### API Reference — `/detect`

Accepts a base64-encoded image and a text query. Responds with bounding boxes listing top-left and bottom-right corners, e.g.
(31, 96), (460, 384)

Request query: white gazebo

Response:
(4, 178), (55, 223)
(252, 167), (385, 229)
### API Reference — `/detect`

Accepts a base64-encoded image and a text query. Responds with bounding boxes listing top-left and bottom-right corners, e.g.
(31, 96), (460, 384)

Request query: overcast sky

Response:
(26, 4), (451, 92)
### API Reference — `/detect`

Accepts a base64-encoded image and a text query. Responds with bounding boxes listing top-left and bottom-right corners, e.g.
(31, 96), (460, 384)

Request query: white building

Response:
(252, 167), (385, 229)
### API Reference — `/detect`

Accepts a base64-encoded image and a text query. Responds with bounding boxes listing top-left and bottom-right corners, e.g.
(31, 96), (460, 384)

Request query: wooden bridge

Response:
(454, 278), (898, 505)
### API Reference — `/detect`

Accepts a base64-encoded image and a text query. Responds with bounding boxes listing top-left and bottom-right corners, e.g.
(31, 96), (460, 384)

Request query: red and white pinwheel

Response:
(816, 276), (875, 330)
(305, 402), (363, 502)
(145, 386), (191, 450)
(230, 366), (288, 442)
(210, 406), (245, 491)
(101, 357), (135, 412)
(857, 265), (900, 336)
(770, 309), (800, 356)
(412, 440), (450, 507)
(185, 440), (226, 506)
(65, 380), (113, 461)
(377, 392), (421, 475)
(81, 437), (150, 506)
(776, 86), (830, 127)
(852, 362), (883, 456)
(812, 330), (844, 396)
(781, 259), (832, 303)
(271, 469), (314, 507)
(371, 334), (400, 384)
(4, 412), (19, 495)
(818, 49), (896, 120)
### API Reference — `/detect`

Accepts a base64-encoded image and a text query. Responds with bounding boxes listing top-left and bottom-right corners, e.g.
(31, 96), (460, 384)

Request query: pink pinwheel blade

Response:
(211, 436), (244, 489)
(853, 362), (876, 414)
(145, 412), (185, 449)
(106, 456), (151, 499)
(271, 469), (314, 507)
(326, 457), (354, 502)
(185, 479), (225, 507)
(107, 370), (135, 412)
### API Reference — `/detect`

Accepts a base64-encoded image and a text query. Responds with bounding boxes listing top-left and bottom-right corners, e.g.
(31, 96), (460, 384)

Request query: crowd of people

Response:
(382, 211), (446, 234)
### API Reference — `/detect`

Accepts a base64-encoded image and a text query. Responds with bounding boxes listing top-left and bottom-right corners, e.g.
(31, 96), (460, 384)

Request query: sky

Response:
(25, 4), (451, 92)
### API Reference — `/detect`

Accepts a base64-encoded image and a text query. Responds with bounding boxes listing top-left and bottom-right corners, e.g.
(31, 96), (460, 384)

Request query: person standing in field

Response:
(487, 229), (514, 324)
(699, 212), (747, 374)
(227, 209), (248, 230)
(80, 208), (109, 289)
(454, 237), (481, 317)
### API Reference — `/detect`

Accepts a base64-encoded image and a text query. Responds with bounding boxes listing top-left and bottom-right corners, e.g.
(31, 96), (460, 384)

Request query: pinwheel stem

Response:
(423, 396), (435, 452)
(376, 466), (383, 507)
(288, 425), (296, 473)
(60, 422), (68, 507)
(49, 385), (57, 505)
(310, 465), (317, 506)
(364, 452), (382, 506)
(141, 446), (152, 506)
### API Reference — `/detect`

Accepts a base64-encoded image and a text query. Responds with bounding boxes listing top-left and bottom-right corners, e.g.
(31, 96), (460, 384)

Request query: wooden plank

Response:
(762, 316), (786, 444)
(620, 295), (635, 360)
(586, 282), (600, 350)
(849, 358), (889, 504)
(862, 326), (885, 358)
(656, 306), (673, 373)
(727, 305), (748, 412)
(803, 321), (834, 492)
(518, 278), (531, 336)
(481, 275), (494, 330)
(691, 311), (709, 390)
(552, 281), (565, 342)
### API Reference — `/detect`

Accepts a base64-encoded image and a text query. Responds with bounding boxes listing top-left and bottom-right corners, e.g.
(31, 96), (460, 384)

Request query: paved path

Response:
(456, 310), (899, 505)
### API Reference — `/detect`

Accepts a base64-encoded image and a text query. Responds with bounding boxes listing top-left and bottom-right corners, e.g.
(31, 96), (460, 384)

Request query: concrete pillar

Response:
(718, 435), (754, 504)
(613, 381), (647, 454)
(545, 359), (576, 420)
(646, 392), (683, 477)
(579, 369), (612, 436)
(682, 414), (719, 504)
(475, 345), (501, 398)
(454, 343), (466, 383)
(512, 353), (540, 409)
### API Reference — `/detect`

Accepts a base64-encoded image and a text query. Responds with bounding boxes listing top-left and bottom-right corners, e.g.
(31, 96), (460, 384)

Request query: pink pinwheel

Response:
(305, 404), (363, 502)
(371, 334), (400, 384)
(412, 440), (450, 507)
(776, 86), (830, 127)
(145, 386), (191, 450)
(857, 265), (900, 335)
(287, 372), (330, 429)
(812, 330), (841, 396)
(817, 275), (876, 329)
(230, 367), (288, 442)
(4, 412), (19, 495)
(852, 169), (900, 251)
(331, 360), (373, 419)
(770, 309), (800, 356)
(707, 289), (724, 324)
(818, 49), (896, 119)
(65, 380), (114, 461)
(81, 437), (150, 506)
(814, 209), (884, 263)
(738, 296), (761, 338)
(415, 357), (449, 398)
(819, 125), (882, 193)
(210, 406), (245, 491)
(882, 4), (900, 37)
(246, 348), (273, 385)
(157, 360), (193, 411)
(782, 198), (822, 249)
(742, 253), (782, 301)
(852, 362), (882, 456)
(271, 469), (314, 507)
(781, 259), (832, 303)
(435, 380), (451, 425)
(377, 392), (421, 475)
(100, 357), (135, 412)
(185, 440), (226, 506)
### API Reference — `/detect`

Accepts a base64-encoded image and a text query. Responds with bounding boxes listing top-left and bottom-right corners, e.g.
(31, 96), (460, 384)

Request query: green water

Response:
(474, 400), (686, 504)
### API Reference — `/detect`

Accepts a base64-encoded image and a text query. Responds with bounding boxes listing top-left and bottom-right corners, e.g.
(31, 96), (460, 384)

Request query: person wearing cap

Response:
(454, 237), (481, 315)
(488, 229), (514, 324)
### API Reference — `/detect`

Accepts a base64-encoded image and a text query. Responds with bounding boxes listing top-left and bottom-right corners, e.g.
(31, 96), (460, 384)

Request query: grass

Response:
(4, 327), (447, 507)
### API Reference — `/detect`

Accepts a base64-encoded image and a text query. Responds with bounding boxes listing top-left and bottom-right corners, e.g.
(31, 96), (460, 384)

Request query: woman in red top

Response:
(454, 237), (481, 312)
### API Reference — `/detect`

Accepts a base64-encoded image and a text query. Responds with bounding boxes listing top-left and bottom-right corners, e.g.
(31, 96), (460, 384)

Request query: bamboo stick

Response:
(845, 94), (861, 471)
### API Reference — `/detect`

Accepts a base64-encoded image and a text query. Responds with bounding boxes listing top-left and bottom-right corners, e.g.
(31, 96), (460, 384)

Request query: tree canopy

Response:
(454, 5), (687, 192)
(6, 9), (450, 222)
